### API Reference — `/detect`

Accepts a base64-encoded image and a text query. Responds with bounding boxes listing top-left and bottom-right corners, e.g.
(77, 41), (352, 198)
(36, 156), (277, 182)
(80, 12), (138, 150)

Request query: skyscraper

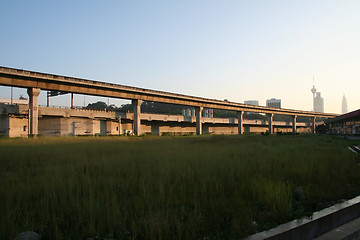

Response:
(314, 92), (324, 113)
(342, 95), (348, 114)
(266, 98), (281, 108)
(311, 84), (317, 111)
(311, 81), (324, 113)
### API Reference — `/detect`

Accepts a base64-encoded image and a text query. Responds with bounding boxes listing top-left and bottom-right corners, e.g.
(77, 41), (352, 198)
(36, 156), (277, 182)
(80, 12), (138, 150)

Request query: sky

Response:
(0, 0), (359, 114)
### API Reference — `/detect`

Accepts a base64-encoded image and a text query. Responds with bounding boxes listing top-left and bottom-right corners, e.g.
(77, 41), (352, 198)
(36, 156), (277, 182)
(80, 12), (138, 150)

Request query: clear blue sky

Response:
(1, 0), (359, 113)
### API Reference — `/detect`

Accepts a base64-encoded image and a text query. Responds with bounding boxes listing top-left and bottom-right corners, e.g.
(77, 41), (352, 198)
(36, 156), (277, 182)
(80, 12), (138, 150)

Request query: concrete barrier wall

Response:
(2, 114), (313, 137)
(0, 105), (313, 137)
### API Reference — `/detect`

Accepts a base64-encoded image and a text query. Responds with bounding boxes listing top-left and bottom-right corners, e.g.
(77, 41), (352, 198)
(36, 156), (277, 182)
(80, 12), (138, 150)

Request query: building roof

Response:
(326, 109), (360, 124)
(0, 98), (28, 105)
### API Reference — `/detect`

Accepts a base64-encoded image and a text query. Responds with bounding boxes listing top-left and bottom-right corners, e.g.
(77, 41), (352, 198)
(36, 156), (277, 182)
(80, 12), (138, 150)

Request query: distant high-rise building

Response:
(342, 95), (348, 114)
(311, 84), (317, 111)
(244, 100), (259, 106)
(266, 98), (281, 108)
(311, 81), (324, 112)
(314, 92), (324, 113)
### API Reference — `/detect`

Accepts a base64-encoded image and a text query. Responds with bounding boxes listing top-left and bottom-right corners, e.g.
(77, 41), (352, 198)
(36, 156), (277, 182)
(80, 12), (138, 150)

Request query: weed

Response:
(0, 135), (359, 239)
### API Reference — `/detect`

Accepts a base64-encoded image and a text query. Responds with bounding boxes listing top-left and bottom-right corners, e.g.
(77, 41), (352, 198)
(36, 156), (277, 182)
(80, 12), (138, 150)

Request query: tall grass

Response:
(0, 135), (359, 239)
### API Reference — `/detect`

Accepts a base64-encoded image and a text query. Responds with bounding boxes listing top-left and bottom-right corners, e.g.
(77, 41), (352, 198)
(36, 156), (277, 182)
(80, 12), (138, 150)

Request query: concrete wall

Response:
(207, 125), (238, 134)
(3, 114), (313, 137)
(152, 122), (195, 135)
(38, 116), (123, 136)
(93, 120), (100, 135)
(39, 117), (92, 136)
(1, 105), (314, 137)
(0, 116), (9, 136)
(106, 120), (121, 135)
(38, 117), (62, 136)
(9, 117), (28, 138)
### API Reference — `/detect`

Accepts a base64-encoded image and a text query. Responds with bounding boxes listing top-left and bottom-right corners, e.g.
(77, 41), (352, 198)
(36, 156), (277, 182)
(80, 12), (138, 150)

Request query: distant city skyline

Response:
(0, 1), (359, 113)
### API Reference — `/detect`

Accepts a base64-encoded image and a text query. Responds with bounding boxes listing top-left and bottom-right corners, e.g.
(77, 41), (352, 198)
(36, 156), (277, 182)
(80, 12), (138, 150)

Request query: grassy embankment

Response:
(0, 135), (359, 239)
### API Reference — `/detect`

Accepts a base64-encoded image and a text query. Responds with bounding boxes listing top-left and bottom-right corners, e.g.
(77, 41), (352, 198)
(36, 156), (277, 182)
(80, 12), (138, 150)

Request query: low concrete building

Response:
(0, 104), (121, 137)
(326, 109), (360, 135)
(0, 98), (28, 105)
(0, 103), (313, 137)
(0, 103), (29, 137)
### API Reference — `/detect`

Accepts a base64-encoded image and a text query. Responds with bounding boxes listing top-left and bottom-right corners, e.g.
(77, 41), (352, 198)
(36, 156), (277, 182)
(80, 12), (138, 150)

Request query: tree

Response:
(85, 101), (107, 110)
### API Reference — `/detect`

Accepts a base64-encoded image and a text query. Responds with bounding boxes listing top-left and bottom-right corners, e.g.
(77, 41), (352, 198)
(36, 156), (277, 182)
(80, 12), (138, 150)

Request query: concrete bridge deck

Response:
(0, 66), (337, 136)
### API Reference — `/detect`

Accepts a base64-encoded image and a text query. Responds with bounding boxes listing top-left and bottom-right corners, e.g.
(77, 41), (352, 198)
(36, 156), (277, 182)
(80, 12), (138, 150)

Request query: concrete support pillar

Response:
(312, 117), (316, 134)
(91, 119), (95, 136)
(46, 91), (49, 107)
(292, 115), (297, 134)
(267, 113), (274, 134)
(238, 111), (244, 134)
(27, 88), (41, 136)
(106, 121), (112, 135)
(118, 116), (122, 135)
(72, 121), (76, 136)
(71, 93), (74, 109)
(132, 99), (142, 136)
(196, 106), (203, 135)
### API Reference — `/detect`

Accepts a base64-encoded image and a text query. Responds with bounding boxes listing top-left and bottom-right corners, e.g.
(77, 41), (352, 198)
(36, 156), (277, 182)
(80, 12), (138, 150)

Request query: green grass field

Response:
(0, 135), (359, 240)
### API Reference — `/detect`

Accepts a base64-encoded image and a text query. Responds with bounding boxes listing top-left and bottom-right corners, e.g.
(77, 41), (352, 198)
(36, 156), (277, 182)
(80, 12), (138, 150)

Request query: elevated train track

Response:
(0, 66), (338, 136)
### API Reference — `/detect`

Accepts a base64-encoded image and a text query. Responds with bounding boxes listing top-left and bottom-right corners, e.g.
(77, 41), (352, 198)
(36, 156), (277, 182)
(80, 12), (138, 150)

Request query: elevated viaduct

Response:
(0, 103), (314, 137)
(0, 66), (338, 136)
